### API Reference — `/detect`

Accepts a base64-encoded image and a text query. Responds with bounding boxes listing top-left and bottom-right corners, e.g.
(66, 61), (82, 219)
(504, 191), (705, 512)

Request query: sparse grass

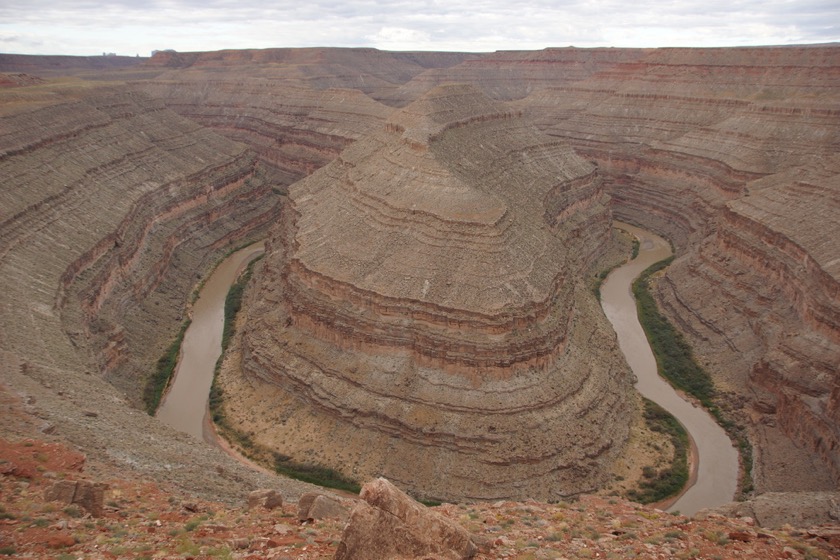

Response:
(63, 505), (83, 518)
(207, 546), (234, 559)
(175, 535), (201, 555)
(703, 530), (730, 546)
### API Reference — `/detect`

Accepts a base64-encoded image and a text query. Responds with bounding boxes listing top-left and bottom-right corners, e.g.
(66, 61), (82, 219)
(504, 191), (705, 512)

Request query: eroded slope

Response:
(227, 84), (634, 501)
(520, 45), (840, 491)
(0, 82), (318, 500)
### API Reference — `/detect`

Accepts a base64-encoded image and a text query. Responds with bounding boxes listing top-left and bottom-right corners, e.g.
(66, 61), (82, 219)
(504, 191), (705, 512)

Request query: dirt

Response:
(2, 437), (838, 560)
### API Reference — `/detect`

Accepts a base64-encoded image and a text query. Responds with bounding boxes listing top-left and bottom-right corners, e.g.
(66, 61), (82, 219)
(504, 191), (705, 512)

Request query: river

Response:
(600, 222), (739, 515)
(156, 242), (265, 440)
(156, 227), (737, 514)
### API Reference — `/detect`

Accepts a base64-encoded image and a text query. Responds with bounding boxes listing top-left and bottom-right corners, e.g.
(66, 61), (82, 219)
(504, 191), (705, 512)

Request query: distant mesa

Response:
(234, 83), (634, 502)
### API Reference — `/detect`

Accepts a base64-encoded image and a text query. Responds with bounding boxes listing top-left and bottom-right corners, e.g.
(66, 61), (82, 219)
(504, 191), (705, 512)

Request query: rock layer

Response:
(235, 84), (633, 502)
(521, 46), (840, 490)
(1, 44), (838, 503)
(0, 82), (320, 501)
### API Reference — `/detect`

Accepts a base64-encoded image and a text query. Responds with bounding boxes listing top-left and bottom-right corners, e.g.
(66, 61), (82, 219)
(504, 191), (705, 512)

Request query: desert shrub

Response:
(626, 399), (689, 504)
(273, 454), (361, 494)
(143, 318), (191, 415)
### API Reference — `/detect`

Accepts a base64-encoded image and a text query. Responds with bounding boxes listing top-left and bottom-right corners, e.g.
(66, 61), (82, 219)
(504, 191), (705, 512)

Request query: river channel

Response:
(600, 222), (738, 515)
(156, 242), (264, 440)
(157, 227), (737, 514)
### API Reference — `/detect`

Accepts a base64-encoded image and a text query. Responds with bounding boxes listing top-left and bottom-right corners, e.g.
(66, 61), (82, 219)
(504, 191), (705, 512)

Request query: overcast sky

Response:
(2, 0), (838, 57)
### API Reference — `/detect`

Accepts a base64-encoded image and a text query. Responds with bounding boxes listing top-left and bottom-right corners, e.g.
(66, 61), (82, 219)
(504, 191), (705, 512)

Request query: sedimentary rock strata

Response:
(0, 81), (320, 501)
(519, 46), (840, 491)
(234, 84), (633, 501)
(137, 78), (392, 183)
(1, 44), (838, 503)
(0, 85), (283, 400)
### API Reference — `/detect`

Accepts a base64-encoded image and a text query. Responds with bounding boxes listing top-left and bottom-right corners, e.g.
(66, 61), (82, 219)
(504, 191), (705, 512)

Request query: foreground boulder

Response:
(335, 478), (476, 560)
(44, 480), (108, 517)
(247, 489), (284, 510)
(298, 492), (350, 521)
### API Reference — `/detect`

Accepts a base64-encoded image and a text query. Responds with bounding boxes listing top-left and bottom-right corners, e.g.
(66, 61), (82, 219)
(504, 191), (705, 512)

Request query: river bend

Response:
(156, 242), (265, 440)
(156, 228), (737, 514)
(600, 222), (738, 515)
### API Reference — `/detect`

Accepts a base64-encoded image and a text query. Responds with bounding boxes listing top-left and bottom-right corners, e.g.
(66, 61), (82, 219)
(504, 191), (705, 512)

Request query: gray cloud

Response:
(1, 0), (838, 56)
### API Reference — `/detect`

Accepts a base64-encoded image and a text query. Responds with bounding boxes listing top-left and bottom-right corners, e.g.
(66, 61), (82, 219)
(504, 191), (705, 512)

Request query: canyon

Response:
(0, 45), (838, 511)
(224, 83), (632, 502)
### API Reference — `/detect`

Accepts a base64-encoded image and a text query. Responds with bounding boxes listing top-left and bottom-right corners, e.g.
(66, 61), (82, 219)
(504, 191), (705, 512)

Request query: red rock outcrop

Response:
(231, 84), (633, 502)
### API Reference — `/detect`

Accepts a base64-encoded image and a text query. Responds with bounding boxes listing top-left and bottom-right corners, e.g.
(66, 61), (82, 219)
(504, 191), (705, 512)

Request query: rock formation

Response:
(137, 78), (391, 184)
(230, 83), (634, 502)
(336, 478), (477, 560)
(0, 44), (838, 504)
(0, 81), (321, 501)
(520, 46), (840, 491)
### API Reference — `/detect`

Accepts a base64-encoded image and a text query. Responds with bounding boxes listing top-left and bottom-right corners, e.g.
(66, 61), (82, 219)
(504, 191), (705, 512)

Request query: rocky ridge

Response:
(226, 83), (634, 502)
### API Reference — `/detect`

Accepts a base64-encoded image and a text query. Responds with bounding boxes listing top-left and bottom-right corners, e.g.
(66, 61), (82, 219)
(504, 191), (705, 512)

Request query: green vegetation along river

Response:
(156, 242), (264, 440)
(600, 222), (738, 515)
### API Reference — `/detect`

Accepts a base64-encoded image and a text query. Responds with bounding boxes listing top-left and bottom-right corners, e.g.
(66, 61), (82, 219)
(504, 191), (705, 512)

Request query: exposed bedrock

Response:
(0, 85), (285, 402)
(0, 84), (319, 500)
(656, 173), (840, 490)
(518, 46), (840, 490)
(137, 78), (393, 184)
(235, 84), (634, 501)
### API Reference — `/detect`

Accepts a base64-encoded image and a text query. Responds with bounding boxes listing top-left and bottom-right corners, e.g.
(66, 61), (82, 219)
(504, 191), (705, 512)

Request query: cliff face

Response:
(0, 85), (284, 401)
(1, 45), (838, 501)
(232, 84), (633, 502)
(518, 46), (840, 491)
(137, 77), (392, 185)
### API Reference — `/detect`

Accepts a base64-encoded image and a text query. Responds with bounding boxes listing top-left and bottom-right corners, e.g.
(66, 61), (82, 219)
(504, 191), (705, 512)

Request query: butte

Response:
(223, 84), (635, 501)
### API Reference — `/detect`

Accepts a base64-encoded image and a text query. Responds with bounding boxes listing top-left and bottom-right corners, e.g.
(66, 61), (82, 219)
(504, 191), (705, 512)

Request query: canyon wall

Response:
(517, 46), (840, 491)
(1, 44), (838, 500)
(229, 84), (634, 502)
(0, 81), (321, 500)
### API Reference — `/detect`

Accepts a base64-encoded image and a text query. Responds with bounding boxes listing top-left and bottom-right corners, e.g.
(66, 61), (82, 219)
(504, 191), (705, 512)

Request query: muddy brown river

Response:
(600, 222), (738, 515)
(156, 242), (264, 440)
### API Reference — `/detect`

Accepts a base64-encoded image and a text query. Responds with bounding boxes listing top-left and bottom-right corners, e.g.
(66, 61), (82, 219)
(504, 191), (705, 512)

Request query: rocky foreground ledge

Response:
(2, 437), (839, 560)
